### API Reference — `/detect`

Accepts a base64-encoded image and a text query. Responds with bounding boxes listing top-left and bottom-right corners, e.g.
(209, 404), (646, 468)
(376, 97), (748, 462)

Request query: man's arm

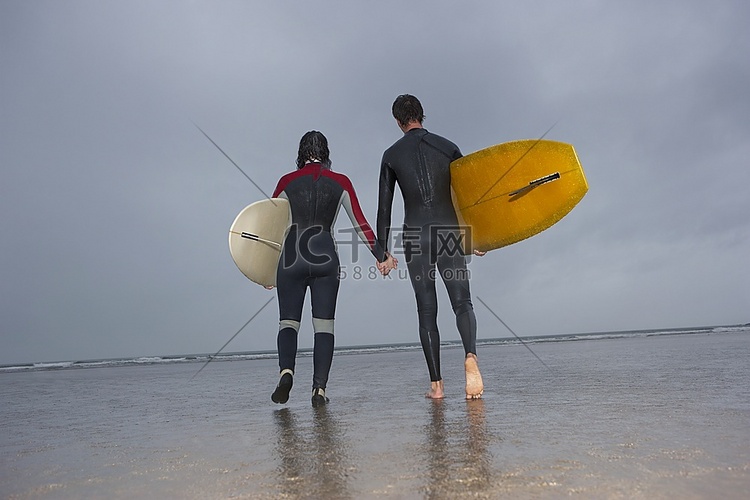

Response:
(376, 156), (396, 260)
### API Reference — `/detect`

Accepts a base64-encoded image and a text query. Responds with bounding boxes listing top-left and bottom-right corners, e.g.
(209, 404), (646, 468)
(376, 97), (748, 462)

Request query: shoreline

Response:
(1, 332), (749, 498)
(2, 323), (747, 373)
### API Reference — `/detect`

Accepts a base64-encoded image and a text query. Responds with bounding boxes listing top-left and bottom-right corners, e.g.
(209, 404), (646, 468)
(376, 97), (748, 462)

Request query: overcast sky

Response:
(1, 1), (748, 365)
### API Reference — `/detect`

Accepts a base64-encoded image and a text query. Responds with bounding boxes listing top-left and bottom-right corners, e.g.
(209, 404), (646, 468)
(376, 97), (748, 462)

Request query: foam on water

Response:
(2, 324), (747, 373)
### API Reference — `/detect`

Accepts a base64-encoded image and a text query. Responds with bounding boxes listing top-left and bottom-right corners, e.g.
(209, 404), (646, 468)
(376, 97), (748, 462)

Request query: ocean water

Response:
(1, 327), (748, 499)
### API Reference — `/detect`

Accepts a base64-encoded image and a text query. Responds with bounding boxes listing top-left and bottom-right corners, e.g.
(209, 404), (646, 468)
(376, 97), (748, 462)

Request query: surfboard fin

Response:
(509, 172), (561, 197)
(233, 231), (282, 249)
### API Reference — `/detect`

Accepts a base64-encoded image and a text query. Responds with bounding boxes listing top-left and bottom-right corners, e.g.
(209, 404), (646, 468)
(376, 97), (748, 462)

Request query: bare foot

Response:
(465, 354), (484, 399)
(425, 380), (445, 399)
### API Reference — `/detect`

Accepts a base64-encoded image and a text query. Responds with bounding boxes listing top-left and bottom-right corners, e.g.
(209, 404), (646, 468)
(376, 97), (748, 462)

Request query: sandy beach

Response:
(2, 329), (749, 499)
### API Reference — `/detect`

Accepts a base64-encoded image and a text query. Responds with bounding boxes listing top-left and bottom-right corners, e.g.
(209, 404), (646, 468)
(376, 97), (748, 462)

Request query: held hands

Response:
(265, 249), (475, 287)
(376, 249), (480, 277)
(377, 254), (398, 276)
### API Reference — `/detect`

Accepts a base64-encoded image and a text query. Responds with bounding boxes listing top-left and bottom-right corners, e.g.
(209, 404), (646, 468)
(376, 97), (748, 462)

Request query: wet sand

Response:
(1, 331), (749, 498)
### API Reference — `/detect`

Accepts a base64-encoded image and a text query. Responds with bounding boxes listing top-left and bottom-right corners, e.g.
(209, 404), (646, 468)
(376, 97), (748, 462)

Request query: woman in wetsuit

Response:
(270, 131), (384, 406)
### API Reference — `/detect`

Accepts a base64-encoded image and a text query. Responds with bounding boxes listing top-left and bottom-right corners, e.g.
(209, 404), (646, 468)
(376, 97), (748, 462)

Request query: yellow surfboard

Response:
(450, 139), (588, 252)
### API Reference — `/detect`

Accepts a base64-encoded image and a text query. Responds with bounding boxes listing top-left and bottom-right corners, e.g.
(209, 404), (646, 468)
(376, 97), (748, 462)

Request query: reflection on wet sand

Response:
(272, 406), (351, 499)
(423, 399), (493, 498)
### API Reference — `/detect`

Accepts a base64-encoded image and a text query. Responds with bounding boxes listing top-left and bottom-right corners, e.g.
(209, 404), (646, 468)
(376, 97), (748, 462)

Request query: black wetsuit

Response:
(273, 162), (381, 390)
(377, 128), (477, 382)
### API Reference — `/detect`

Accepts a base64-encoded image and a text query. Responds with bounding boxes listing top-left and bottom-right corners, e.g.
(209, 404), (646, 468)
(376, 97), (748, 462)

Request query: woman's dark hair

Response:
(392, 94), (425, 126)
(296, 130), (331, 169)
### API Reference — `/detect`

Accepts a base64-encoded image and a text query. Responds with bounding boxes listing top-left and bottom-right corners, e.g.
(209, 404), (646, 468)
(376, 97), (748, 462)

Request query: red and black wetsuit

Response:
(377, 128), (477, 382)
(272, 162), (382, 391)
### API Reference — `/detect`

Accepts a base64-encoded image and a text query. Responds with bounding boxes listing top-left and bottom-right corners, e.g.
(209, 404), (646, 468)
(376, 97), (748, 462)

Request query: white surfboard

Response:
(228, 198), (290, 287)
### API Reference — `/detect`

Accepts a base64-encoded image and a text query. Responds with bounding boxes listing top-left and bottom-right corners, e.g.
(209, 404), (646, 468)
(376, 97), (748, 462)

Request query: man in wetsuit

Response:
(271, 131), (384, 406)
(376, 94), (484, 399)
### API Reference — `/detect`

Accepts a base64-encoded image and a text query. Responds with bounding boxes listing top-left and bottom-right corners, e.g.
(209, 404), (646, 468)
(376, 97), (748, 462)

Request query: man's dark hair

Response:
(392, 94), (425, 126)
(296, 130), (331, 169)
